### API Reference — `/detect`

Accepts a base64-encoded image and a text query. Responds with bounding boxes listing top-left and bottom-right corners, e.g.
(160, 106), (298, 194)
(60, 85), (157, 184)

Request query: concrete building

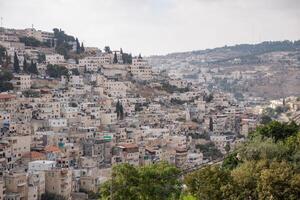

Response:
(0, 179), (5, 200)
(129, 57), (153, 81)
(45, 168), (72, 199)
(45, 54), (65, 65)
(28, 160), (56, 172)
(4, 172), (28, 200)
(11, 75), (31, 91)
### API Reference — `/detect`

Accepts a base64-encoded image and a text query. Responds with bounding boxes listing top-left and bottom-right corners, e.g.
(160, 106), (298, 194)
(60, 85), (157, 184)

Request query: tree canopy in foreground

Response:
(98, 121), (300, 199)
(100, 162), (181, 200)
(184, 121), (300, 200)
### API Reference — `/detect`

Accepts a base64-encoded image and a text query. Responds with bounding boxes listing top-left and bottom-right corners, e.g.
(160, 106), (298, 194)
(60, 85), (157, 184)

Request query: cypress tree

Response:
(23, 59), (28, 73)
(116, 101), (120, 119)
(28, 60), (38, 75)
(128, 53), (132, 64)
(32, 62), (38, 74)
(209, 117), (213, 132)
(104, 46), (111, 53)
(113, 52), (118, 64)
(80, 42), (85, 53)
(13, 52), (20, 73)
(76, 38), (81, 54)
(120, 103), (124, 120)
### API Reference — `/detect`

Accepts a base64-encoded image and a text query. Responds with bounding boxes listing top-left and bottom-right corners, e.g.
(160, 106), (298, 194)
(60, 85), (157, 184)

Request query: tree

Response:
(222, 152), (240, 170)
(122, 53), (132, 64)
(195, 142), (223, 160)
(19, 36), (42, 47)
(100, 162), (181, 200)
(0, 70), (13, 92)
(0, 46), (6, 65)
(23, 59), (28, 73)
(101, 164), (140, 200)
(257, 161), (299, 200)
(13, 52), (20, 73)
(28, 60), (39, 75)
(71, 68), (80, 75)
(75, 38), (81, 54)
(256, 121), (299, 142)
(224, 142), (231, 154)
(138, 53), (142, 59)
(46, 64), (69, 78)
(113, 52), (118, 64)
(80, 42), (85, 53)
(261, 115), (272, 125)
(184, 122), (300, 200)
(116, 101), (124, 120)
(204, 93), (213, 103)
(53, 28), (75, 59)
(37, 53), (46, 64)
(209, 117), (213, 132)
(138, 162), (182, 200)
(228, 160), (268, 199)
(104, 46), (111, 53)
(119, 103), (124, 119)
(184, 165), (231, 200)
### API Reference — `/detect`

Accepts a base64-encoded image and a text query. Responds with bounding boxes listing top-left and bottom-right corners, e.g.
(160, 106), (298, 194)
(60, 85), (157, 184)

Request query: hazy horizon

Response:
(1, 0), (300, 56)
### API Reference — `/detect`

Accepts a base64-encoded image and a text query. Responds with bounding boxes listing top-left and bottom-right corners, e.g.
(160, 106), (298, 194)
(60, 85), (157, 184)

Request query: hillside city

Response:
(0, 26), (299, 200)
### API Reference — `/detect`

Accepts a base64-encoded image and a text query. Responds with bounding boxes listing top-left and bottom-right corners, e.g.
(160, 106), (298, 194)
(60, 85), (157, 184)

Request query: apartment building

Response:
(100, 112), (117, 125)
(0, 179), (5, 200)
(0, 94), (17, 114)
(28, 171), (46, 200)
(6, 135), (31, 161)
(24, 28), (54, 43)
(4, 172), (28, 200)
(129, 57), (153, 81)
(11, 74), (31, 91)
(34, 102), (61, 120)
(45, 168), (72, 199)
(112, 143), (140, 166)
(103, 80), (127, 98)
(45, 54), (65, 65)
(28, 160), (56, 172)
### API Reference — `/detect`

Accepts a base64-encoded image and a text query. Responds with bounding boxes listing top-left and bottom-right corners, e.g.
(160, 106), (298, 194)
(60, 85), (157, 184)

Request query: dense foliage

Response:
(27, 60), (39, 74)
(46, 64), (69, 78)
(70, 68), (80, 75)
(100, 162), (181, 200)
(122, 53), (132, 64)
(19, 36), (43, 47)
(0, 70), (13, 92)
(184, 121), (300, 199)
(0, 46), (6, 65)
(195, 142), (223, 160)
(53, 28), (78, 59)
(160, 82), (189, 93)
(13, 52), (20, 73)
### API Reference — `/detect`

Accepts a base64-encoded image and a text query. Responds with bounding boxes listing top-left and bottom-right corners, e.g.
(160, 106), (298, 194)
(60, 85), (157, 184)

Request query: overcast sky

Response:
(0, 0), (299, 55)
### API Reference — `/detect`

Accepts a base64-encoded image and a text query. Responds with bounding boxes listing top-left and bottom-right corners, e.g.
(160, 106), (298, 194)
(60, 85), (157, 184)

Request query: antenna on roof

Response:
(0, 17), (3, 28)
(32, 24), (34, 29)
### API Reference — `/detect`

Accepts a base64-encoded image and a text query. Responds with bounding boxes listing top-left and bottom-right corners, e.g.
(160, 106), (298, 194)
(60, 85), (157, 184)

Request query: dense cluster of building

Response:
(1, 27), (297, 200)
